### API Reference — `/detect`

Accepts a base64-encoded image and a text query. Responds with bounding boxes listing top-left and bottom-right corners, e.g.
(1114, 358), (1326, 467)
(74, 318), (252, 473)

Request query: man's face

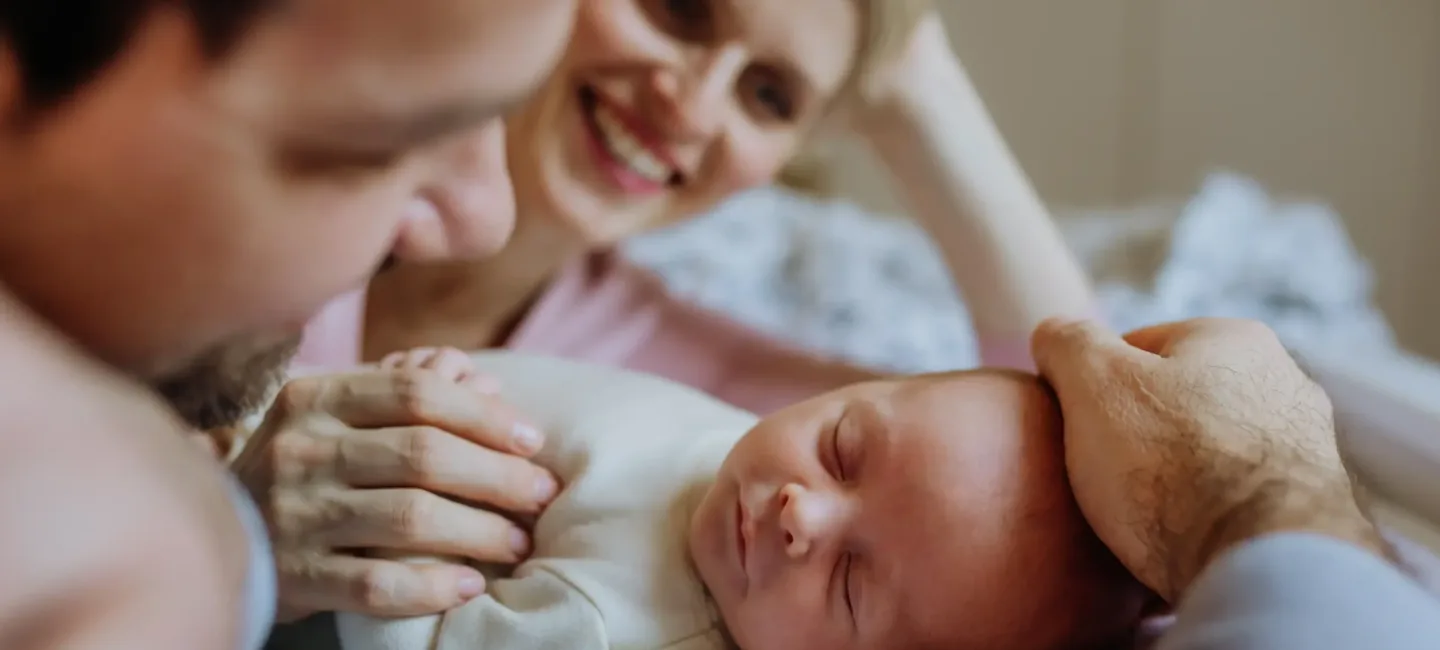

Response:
(0, 0), (575, 384)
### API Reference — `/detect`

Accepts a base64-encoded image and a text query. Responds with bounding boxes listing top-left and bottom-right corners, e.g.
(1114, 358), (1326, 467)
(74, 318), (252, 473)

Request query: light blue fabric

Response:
(227, 474), (277, 650)
(1159, 533), (1440, 649)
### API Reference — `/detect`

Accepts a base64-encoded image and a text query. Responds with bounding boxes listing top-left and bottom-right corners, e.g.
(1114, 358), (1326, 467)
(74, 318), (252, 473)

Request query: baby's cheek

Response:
(728, 583), (841, 650)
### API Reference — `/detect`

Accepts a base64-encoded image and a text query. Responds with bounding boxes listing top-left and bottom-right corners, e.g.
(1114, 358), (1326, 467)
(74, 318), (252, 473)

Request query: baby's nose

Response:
(777, 483), (845, 558)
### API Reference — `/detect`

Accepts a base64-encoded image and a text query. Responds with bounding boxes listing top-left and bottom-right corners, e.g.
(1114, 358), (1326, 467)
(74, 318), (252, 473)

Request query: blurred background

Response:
(828, 0), (1440, 359)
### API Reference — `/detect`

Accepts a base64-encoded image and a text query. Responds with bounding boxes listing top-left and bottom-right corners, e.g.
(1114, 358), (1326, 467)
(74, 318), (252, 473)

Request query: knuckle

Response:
(1049, 319), (1097, 348)
(268, 491), (315, 545)
(392, 369), (445, 421)
(351, 564), (406, 611)
(391, 490), (437, 540)
(397, 427), (446, 480)
(273, 378), (324, 417)
(266, 432), (327, 479)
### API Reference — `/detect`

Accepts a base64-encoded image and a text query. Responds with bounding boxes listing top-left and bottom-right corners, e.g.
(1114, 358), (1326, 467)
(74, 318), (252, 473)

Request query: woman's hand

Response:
(843, 9), (960, 132)
(232, 347), (559, 622)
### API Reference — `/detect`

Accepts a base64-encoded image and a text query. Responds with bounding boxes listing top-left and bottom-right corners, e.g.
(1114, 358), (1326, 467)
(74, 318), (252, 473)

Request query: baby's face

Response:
(689, 370), (1147, 650)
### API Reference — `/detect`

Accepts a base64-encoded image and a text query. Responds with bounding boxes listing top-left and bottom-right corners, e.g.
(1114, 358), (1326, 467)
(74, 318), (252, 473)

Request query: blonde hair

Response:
(777, 0), (933, 196)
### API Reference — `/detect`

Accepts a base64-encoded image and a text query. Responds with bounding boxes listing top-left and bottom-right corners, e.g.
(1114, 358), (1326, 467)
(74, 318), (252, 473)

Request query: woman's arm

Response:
(856, 14), (1096, 345)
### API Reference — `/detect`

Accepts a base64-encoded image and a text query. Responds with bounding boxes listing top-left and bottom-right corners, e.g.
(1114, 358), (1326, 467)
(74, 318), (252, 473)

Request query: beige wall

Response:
(827, 0), (1440, 357)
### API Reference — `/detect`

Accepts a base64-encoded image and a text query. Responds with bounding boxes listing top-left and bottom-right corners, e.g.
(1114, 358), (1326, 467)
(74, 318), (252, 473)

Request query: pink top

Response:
(294, 252), (1038, 415)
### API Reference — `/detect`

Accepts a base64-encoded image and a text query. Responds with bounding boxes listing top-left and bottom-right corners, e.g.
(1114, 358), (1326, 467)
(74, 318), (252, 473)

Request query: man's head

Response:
(690, 369), (1150, 650)
(0, 0), (575, 394)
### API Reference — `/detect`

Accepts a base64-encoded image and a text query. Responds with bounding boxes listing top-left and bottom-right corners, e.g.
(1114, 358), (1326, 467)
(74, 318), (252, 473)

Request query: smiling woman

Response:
(504, 0), (926, 246)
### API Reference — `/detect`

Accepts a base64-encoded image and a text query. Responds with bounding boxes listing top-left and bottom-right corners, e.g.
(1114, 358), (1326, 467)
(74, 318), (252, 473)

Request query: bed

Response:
(623, 172), (1440, 560)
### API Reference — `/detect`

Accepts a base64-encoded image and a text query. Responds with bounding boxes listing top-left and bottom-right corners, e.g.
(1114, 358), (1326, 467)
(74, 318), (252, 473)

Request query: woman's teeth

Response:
(591, 102), (673, 184)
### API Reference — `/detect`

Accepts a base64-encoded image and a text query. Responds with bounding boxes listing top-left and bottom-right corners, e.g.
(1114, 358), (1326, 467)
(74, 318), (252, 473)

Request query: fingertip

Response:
(511, 422), (546, 456)
(455, 568), (486, 599)
(534, 469), (560, 505)
(508, 527), (532, 558)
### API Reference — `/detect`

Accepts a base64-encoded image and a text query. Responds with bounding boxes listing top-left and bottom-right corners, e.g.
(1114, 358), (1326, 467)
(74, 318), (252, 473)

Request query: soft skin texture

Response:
(691, 370), (1149, 650)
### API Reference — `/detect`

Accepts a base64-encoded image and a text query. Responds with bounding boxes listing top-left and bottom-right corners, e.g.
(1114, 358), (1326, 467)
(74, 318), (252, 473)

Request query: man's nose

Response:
(391, 119), (516, 262)
(777, 482), (847, 558)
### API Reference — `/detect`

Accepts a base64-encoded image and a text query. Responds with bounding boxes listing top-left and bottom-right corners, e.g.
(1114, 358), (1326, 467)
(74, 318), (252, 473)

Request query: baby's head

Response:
(689, 369), (1150, 650)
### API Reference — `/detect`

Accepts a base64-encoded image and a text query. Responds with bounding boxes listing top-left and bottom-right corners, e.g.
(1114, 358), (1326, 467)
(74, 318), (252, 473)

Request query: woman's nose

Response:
(777, 483), (845, 558)
(649, 46), (746, 140)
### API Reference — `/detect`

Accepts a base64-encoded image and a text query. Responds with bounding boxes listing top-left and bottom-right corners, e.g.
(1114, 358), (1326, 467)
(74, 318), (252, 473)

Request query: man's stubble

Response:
(150, 333), (302, 431)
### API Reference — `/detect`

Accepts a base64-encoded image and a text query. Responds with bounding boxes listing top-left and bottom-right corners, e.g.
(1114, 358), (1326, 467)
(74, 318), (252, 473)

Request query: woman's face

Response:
(508, 0), (862, 246)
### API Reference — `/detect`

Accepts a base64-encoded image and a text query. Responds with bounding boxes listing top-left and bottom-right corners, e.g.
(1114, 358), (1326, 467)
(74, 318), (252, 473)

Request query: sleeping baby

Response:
(337, 349), (1152, 650)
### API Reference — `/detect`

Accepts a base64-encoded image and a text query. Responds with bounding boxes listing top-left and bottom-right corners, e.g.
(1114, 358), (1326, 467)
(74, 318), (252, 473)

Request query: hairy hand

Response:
(1032, 317), (1386, 601)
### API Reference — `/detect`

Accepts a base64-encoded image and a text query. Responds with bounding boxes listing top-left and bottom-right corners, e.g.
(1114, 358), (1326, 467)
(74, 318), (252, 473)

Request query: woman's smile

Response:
(578, 86), (680, 195)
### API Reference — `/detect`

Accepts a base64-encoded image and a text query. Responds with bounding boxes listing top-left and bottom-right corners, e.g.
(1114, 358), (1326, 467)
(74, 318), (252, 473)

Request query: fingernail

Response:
(535, 472), (559, 503)
(457, 570), (486, 599)
(509, 528), (532, 556)
(513, 423), (544, 454)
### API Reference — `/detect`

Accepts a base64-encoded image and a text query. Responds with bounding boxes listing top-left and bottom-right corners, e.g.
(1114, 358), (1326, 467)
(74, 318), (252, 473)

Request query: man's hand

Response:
(1032, 317), (1388, 602)
(232, 348), (558, 622)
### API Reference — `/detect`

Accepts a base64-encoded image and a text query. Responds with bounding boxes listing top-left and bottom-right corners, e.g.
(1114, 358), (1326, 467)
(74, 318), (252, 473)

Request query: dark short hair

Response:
(0, 0), (268, 112)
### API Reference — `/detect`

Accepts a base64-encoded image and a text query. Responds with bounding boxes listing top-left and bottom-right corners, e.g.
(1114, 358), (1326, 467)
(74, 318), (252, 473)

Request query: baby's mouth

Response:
(735, 499), (750, 588)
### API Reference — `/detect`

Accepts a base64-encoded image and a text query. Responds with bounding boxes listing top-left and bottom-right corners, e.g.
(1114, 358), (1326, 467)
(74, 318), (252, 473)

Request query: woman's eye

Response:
(753, 83), (794, 120)
(740, 69), (797, 122)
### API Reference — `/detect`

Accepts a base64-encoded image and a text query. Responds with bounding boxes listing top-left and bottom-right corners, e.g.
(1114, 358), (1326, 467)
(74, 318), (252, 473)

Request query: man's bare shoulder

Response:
(0, 289), (237, 649)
